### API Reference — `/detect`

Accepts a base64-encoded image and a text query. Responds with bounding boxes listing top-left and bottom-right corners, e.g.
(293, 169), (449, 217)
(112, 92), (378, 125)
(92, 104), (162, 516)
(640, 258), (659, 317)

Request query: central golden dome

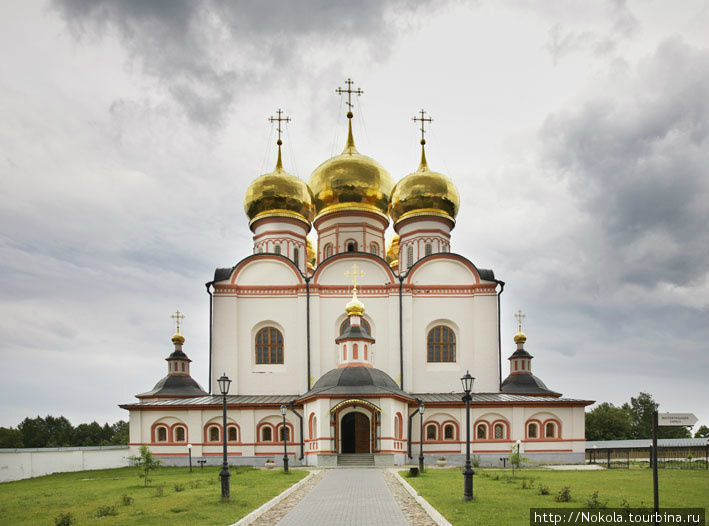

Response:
(244, 145), (314, 227)
(389, 143), (459, 226)
(309, 118), (393, 218)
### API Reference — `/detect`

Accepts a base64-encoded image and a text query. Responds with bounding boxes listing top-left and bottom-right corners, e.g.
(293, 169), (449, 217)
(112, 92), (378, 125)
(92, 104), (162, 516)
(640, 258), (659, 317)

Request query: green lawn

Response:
(0, 465), (307, 526)
(402, 468), (709, 526)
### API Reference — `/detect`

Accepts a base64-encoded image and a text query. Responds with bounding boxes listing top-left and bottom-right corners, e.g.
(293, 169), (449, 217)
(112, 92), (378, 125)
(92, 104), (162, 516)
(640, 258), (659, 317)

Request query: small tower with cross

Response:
(335, 263), (375, 368)
(508, 310), (533, 377)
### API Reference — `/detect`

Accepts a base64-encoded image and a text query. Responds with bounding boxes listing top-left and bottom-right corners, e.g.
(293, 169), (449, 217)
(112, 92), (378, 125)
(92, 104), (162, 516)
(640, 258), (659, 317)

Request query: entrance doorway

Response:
(341, 412), (370, 453)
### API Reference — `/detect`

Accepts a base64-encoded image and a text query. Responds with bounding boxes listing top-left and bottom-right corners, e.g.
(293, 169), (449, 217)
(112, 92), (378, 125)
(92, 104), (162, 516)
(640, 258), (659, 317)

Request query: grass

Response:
(402, 468), (709, 526)
(0, 465), (307, 525)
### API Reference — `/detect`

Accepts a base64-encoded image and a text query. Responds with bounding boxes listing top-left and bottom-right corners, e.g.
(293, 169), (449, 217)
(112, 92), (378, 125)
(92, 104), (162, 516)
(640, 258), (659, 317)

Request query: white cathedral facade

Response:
(121, 83), (592, 467)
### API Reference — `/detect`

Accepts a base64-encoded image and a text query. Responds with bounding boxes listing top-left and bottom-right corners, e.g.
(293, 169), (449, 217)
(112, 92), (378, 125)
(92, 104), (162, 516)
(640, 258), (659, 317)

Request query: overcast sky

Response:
(1, 0), (707, 432)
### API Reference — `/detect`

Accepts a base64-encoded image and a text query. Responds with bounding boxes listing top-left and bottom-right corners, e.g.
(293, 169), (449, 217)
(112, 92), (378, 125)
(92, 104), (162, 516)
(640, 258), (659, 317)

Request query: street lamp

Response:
(461, 370), (475, 501)
(418, 401), (425, 472)
(280, 404), (289, 473)
(217, 373), (231, 501)
(187, 443), (192, 472)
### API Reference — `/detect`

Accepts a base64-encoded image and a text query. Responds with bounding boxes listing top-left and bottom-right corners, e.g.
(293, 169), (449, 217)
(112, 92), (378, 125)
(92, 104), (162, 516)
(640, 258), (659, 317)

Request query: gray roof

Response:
(414, 392), (588, 403)
(122, 394), (298, 407)
(586, 438), (709, 449)
(137, 375), (208, 398)
(299, 367), (413, 400)
(500, 373), (560, 396)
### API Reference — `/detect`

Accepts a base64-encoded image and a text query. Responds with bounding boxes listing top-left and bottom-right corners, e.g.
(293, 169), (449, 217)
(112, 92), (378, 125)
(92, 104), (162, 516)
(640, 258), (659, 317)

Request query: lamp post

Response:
(280, 405), (289, 473)
(217, 374), (231, 501)
(418, 401), (425, 472)
(461, 371), (475, 501)
(188, 443), (192, 472)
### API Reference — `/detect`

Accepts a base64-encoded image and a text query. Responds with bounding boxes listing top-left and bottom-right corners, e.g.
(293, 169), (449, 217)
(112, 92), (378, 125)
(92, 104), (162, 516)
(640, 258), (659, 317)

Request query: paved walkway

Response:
(276, 469), (409, 526)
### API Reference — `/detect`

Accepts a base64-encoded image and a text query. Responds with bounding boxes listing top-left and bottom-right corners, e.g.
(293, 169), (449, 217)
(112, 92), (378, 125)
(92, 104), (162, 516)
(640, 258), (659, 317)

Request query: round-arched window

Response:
(427, 326), (456, 362)
(255, 327), (284, 364)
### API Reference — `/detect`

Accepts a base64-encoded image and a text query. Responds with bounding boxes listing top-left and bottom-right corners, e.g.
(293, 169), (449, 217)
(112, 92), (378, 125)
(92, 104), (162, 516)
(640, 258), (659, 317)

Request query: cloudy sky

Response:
(1, 0), (707, 432)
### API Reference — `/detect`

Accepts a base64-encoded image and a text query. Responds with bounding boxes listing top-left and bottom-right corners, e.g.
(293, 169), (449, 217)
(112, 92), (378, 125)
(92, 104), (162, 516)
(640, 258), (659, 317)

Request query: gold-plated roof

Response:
(345, 292), (365, 315)
(171, 332), (185, 344)
(306, 237), (316, 269)
(309, 118), (393, 217)
(386, 235), (399, 268)
(389, 142), (459, 225)
(244, 145), (314, 227)
(514, 331), (527, 344)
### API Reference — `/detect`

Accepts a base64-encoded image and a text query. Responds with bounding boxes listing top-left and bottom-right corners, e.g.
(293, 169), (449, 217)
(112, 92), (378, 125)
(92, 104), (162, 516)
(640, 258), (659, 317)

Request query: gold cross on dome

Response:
(336, 78), (363, 114)
(345, 263), (365, 292)
(412, 109), (433, 143)
(171, 310), (185, 333)
(268, 109), (291, 143)
(514, 310), (526, 332)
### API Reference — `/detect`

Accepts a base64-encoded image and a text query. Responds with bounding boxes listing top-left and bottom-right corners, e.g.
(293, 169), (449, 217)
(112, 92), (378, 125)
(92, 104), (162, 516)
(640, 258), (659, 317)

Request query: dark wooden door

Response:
(354, 412), (370, 453)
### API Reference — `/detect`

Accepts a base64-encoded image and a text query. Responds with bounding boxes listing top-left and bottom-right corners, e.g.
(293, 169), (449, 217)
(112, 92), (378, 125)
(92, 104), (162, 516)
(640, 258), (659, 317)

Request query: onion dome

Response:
(171, 332), (185, 344)
(389, 140), (459, 226)
(306, 237), (316, 269)
(513, 331), (527, 344)
(309, 113), (393, 219)
(386, 235), (399, 266)
(345, 292), (365, 316)
(244, 139), (314, 227)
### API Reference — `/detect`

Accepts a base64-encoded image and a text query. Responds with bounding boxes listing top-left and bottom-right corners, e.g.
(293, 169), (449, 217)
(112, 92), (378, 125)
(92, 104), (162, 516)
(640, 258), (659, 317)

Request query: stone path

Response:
(275, 469), (409, 526)
(382, 470), (438, 526)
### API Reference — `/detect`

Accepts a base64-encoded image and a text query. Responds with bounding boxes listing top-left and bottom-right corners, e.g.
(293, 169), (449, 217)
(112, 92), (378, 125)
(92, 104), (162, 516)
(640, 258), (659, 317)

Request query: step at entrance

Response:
(337, 454), (375, 467)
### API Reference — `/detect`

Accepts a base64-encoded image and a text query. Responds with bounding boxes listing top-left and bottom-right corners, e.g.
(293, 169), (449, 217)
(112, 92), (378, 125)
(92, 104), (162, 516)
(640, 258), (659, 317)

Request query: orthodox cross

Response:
(345, 263), (365, 293)
(268, 109), (290, 144)
(171, 310), (185, 333)
(514, 309), (526, 332)
(336, 78), (363, 114)
(412, 109), (433, 143)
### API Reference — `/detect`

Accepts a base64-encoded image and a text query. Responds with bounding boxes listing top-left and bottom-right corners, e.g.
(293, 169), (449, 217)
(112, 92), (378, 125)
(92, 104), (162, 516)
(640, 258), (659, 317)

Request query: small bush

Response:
(170, 507), (188, 514)
(586, 491), (607, 509)
(539, 485), (550, 495)
(189, 480), (203, 489)
(153, 485), (165, 497)
(54, 513), (74, 526)
(174, 483), (185, 492)
(620, 498), (631, 511)
(95, 505), (118, 517)
(120, 494), (134, 506)
(554, 486), (572, 502)
(472, 455), (481, 468)
(521, 478), (535, 489)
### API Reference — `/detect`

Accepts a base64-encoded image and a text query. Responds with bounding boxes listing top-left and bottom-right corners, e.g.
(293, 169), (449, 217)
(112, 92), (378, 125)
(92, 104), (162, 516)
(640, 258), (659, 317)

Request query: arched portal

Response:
(341, 412), (370, 454)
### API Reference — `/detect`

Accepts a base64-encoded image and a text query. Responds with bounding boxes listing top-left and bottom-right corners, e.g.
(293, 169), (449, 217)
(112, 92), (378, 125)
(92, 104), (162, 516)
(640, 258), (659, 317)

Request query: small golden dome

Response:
(244, 146), (314, 227)
(345, 295), (365, 315)
(309, 118), (393, 218)
(172, 332), (185, 344)
(306, 237), (316, 269)
(389, 144), (459, 226)
(513, 331), (527, 344)
(386, 235), (399, 264)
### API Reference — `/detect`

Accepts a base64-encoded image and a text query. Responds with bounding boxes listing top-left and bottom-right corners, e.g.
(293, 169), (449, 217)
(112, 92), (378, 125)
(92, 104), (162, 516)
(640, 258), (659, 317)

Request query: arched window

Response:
(227, 426), (238, 442)
(156, 426), (168, 442)
(346, 240), (357, 252)
(476, 424), (487, 440)
(395, 414), (403, 439)
(174, 426), (186, 442)
(494, 423), (505, 439)
(528, 422), (538, 439)
(370, 242), (379, 255)
(208, 425), (220, 442)
(407, 245), (413, 267)
(279, 426), (290, 442)
(310, 416), (317, 439)
(258, 247), (263, 254)
(426, 424), (437, 440)
(293, 248), (299, 267)
(274, 245), (281, 255)
(340, 318), (371, 335)
(444, 424), (455, 440)
(324, 244), (332, 258)
(545, 422), (556, 438)
(425, 243), (432, 256)
(261, 427), (272, 442)
(255, 327), (284, 364)
(427, 326), (456, 362)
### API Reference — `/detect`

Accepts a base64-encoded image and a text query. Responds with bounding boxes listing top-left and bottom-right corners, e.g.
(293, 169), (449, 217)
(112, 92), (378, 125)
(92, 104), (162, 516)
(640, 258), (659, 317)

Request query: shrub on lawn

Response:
(174, 483), (185, 492)
(554, 486), (572, 502)
(538, 485), (550, 495)
(54, 512), (74, 526)
(472, 455), (481, 467)
(121, 494), (133, 506)
(129, 445), (162, 487)
(153, 485), (165, 497)
(95, 505), (118, 517)
(586, 491), (607, 509)
(521, 478), (535, 489)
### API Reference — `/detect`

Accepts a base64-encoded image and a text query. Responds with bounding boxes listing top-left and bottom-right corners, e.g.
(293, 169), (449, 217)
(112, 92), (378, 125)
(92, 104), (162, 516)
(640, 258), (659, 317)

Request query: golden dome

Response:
(306, 237), (316, 269)
(309, 117), (393, 218)
(386, 235), (399, 266)
(389, 143), (459, 226)
(513, 331), (527, 344)
(345, 293), (365, 315)
(244, 145), (314, 227)
(172, 332), (185, 344)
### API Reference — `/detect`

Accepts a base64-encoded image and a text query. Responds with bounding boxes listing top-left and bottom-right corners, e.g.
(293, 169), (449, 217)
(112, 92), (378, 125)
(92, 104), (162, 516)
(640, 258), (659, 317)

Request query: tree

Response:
(694, 425), (709, 438)
(585, 402), (632, 440)
(44, 416), (74, 447)
(508, 443), (528, 477)
(626, 393), (690, 439)
(18, 417), (49, 448)
(0, 427), (23, 448)
(130, 445), (161, 487)
(110, 421), (129, 445)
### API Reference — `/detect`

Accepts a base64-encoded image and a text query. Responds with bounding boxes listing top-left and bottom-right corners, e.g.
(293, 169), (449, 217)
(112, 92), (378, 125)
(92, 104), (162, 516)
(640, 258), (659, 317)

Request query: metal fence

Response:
(586, 445), (708, 469)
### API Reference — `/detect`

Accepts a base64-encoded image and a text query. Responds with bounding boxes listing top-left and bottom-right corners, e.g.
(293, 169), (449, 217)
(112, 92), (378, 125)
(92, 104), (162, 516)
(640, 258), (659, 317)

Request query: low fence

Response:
(0, 446), (130, 483)
(586, 439), (709, 470)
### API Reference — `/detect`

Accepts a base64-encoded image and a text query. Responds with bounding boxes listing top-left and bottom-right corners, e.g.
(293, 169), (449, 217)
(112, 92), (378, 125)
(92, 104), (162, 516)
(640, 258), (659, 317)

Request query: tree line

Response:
(0, 416), (128, 448)
(585, 392), (708, 441)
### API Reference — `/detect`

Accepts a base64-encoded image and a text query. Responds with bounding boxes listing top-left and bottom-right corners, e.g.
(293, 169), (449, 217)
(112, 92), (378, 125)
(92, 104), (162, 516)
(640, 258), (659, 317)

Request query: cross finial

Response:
(514, 310), (526, 332)
(268, 109), (291, 145)
(336, 78), (364, 118)
(345, 263), (365, 293)
(412, 109), (433, 145)
(171, 310), (185, 333)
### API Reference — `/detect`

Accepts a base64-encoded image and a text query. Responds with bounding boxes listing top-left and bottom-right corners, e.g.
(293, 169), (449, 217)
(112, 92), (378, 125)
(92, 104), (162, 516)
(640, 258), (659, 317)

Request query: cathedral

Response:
(120, 80), (592, 467)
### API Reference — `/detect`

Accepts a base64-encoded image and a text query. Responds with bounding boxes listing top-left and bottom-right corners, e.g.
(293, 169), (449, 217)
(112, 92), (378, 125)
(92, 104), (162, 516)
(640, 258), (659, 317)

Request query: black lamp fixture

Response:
(280, 404), (289, 473)
(418, 400), (425, 472)
(217, 373), (231, 501)
(460, 370), (475, 501)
